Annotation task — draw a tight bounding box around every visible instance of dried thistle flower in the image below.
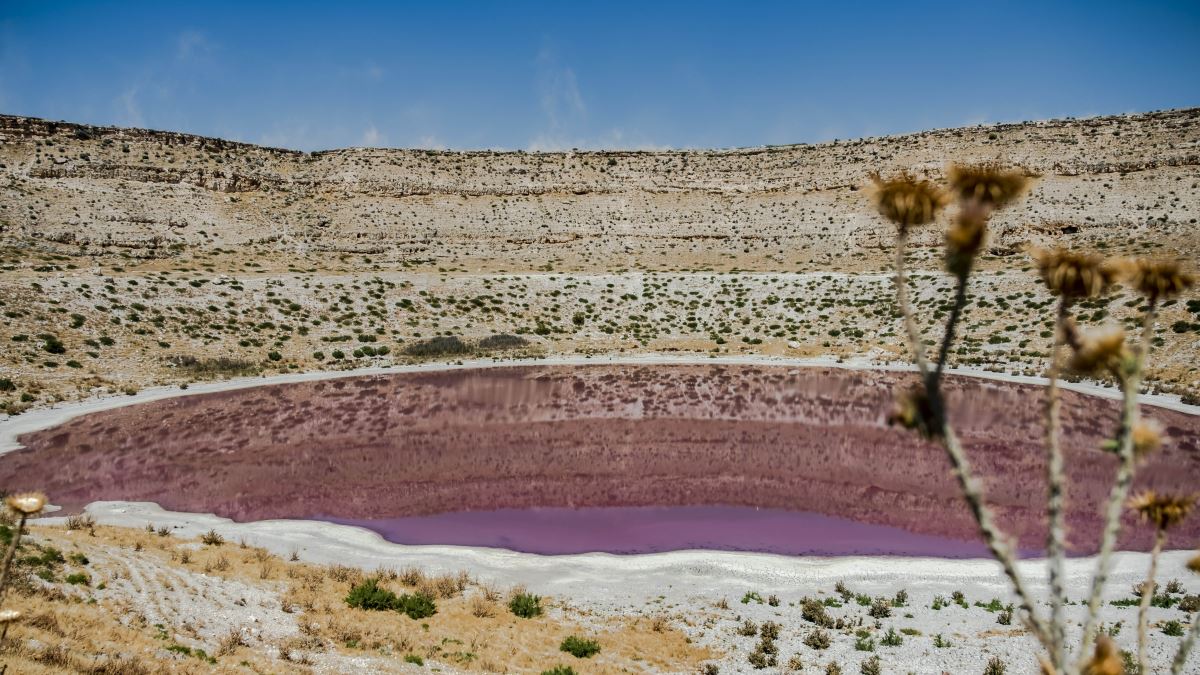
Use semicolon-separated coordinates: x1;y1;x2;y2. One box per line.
946;163;1032;209
1131;418;1164;459
1081;634;1123;675
945;204;988;277
886;386;940;438
869;173;950;232
5;491;47;516
1127;491;1195;531
0;610;20;624
1122;258;1195;301
1033;248;1120;299
1062;323;1129;376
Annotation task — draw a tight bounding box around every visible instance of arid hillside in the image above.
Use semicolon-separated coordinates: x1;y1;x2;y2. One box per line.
2;110;1198;268
1;110;1198;408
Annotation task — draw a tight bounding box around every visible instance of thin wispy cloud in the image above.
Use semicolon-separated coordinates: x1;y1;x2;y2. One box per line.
528;45;593;150
115;86;144;127
361;124;385;147
176;30;214;62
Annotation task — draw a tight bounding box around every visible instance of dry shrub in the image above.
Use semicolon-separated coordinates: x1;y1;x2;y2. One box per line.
65;514;96;532
33;643;73;668
327;564;362;584
400;566;425;586
216;627;248;656
471;594;497;618
86;656;152;675
25;611;64;635
326;621;363;645
422;571;469;599
650;615;670;632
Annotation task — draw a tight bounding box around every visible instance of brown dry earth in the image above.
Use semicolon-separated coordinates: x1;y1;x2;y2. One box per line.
3;364;1197;554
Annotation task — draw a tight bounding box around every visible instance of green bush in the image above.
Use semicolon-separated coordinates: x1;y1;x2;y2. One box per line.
403;335;471;358
541;668;576;675
509;592;543;618
345;578;400;611
559;635;600;658
40;334;66;354
478;333;529;350
65;572;89;585
398;592;437;620
404;654;424;666
345;579;437;619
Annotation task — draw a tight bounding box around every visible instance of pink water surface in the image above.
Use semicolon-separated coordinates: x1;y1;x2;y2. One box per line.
325;505;1010;557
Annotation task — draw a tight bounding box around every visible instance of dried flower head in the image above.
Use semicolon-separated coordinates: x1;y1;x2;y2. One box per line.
1033;248;1120;299
0;610;20;625
885;386;940;439
5;491;47;516
1081;634;1123;675
869;173;950;232
1131;418;1164;459
1189;551;1200;574
1127;490;1195;531
945;204;988;277
946;163;1032;209
1063;323;1129;376
1122;258;1195;301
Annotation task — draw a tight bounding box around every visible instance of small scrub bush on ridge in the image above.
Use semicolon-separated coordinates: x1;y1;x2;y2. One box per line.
403;335;471;358
559;635;600;658
804;629;832;650
477;333;529;351
508;591;543;618
540;667;575;675
344;578;437;619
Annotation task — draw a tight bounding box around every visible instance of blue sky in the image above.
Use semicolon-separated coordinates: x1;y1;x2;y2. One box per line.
1;1;1198;151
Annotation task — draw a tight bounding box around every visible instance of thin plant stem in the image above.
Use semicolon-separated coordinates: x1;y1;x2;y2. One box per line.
1077;298;1158;665
892;232;1053;652
934;270;971;379
1044;298;1070;670
1171;608;1200;674
1137;529;1166;673
0;513;27;606
894;231;932;379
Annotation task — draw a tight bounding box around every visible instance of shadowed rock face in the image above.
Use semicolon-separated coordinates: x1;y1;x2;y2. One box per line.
3;365;1198;554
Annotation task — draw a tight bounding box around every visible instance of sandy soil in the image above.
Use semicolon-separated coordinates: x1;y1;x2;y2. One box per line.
40;501;1199;675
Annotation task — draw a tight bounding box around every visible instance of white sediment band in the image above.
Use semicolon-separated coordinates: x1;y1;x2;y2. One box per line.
38;501;1197;606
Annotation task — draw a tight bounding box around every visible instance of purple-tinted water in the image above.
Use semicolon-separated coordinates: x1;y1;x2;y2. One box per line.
323;505;1005;558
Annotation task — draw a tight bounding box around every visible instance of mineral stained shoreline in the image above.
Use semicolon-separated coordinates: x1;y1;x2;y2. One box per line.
4;364;1197;554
